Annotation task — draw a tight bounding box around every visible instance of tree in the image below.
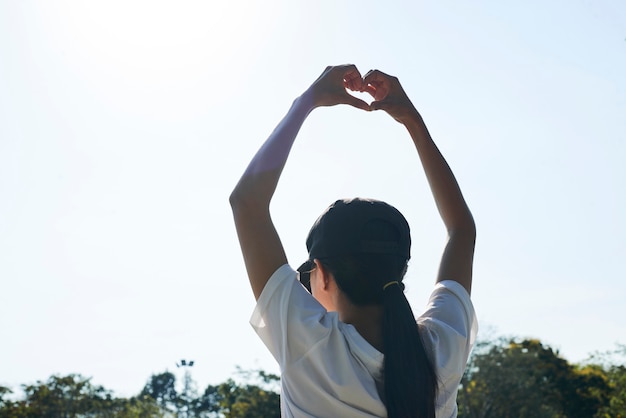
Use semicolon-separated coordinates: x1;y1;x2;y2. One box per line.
214;376;280;418
17;374;111;417
0;386;12;409
588;343;626;418
193;384;223;417
458;339;561;418
0;374;163;418
139;368;280;418
1;368;281;417
140;371;179;414
106;395;165;418
597;363;626;417
564;364;610;418
458;338;611;418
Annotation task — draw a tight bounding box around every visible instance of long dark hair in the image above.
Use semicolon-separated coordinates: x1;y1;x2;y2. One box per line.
319;252;438;418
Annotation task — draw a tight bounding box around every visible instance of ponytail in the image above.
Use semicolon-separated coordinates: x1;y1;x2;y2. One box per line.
319;255;438;417
383;283;438;418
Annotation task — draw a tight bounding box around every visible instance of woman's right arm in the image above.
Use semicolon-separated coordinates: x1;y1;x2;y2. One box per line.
230;65;370;300
362;70;476;294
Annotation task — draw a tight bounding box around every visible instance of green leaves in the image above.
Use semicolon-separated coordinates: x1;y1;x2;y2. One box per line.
138;369;279;417
3;348;624;417
140;372;178;413
0;374;163;418
0;369;280;417
457;338;623;418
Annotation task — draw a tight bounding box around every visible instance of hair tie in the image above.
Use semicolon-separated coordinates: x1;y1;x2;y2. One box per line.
383;281;400;291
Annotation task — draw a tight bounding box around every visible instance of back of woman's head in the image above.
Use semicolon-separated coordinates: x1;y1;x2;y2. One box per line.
306;198;438;418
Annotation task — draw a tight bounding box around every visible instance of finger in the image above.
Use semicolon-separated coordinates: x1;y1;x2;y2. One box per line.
344;77;360;92
369;100;391;112
350;77;365;92
363;84;377;98
366;81;389;101
364;68;394;79
343;67;363;91
363;70;394;100
362;69;387;86
362;69;377;78
344;64;363;91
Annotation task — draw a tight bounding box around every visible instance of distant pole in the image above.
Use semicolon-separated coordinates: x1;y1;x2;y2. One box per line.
176;359;195;418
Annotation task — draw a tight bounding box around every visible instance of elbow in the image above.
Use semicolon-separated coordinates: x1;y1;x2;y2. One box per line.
229;182;268;215
229;178;250;212
465;215;477;238
229;186;243;210
229;175;253;208
229;186;251;214
449;215;476;242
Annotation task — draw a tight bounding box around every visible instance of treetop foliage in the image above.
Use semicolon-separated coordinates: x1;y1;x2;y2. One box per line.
0;369;279;418
1;338;624;417
458;337;624;418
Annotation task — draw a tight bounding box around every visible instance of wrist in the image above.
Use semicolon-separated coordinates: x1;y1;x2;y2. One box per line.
399;105;423;127
297;88;319;113
403;111;431;143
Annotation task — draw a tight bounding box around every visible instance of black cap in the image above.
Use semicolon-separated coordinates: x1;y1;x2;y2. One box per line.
306;198;411;260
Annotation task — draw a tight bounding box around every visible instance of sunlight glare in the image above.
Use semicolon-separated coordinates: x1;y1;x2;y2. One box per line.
47;0;274;114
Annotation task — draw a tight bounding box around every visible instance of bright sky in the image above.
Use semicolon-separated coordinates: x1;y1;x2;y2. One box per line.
1;0;625;398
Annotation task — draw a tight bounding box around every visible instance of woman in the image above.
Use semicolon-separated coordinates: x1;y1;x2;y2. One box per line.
230;65;477;418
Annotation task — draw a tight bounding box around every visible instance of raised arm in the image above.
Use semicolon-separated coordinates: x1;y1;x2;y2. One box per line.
363;70;476;294
230;65;369;300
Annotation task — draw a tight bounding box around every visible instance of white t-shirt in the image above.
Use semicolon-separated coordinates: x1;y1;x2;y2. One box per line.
250;264;478;418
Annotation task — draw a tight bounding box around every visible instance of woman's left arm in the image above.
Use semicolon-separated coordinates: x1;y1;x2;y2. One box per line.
230;65;369;300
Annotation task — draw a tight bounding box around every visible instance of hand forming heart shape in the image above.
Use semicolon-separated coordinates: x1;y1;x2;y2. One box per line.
312;64;417;124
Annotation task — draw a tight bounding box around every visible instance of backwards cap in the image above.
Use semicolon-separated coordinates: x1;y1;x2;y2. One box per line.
306;198;411;260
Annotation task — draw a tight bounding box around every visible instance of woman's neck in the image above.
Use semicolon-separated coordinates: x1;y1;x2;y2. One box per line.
339;303;385;353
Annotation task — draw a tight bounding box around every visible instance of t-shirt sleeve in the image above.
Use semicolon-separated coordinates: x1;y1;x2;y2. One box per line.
417;280;478;385
250;264;334;367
